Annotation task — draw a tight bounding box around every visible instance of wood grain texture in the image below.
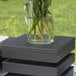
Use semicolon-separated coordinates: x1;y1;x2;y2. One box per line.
1;34;75;63
2;53;74;76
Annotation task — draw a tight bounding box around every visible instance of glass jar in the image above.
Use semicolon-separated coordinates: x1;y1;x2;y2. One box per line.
24;0;54;44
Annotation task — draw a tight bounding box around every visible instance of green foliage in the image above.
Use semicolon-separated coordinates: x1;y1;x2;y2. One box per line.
0;0;26;37
0;0;75;37
33;0;52;17
1;16;26;37
26;0;53;42
0;0;76;37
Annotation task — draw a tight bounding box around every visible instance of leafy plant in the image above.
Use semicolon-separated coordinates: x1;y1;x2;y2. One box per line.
25;0;54;43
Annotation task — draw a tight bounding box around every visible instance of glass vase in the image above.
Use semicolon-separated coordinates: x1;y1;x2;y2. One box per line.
24;0;54;44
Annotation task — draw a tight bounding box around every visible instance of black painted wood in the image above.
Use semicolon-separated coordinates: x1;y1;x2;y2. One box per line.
1;34;75;54
0;37;15;68
1;34;75;63
4;66;73;76
1;35;75;76
61;66;73;76
2;53;74;76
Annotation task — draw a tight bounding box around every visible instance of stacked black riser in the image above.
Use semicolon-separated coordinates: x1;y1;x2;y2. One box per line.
1;35;75;76
0;36;12;68
5;67;74;76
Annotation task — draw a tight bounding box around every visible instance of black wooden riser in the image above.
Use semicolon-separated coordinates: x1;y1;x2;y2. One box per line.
0;37;14;69
1;35;75;63
2;53;74;76
5;66;74;76
1;35;75;76
61;66;73;76
2;41;74;63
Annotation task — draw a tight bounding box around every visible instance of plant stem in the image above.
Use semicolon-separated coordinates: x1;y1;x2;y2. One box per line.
38;23;44;41
42;18;53;40
27;0;53;42
34;26;36;39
